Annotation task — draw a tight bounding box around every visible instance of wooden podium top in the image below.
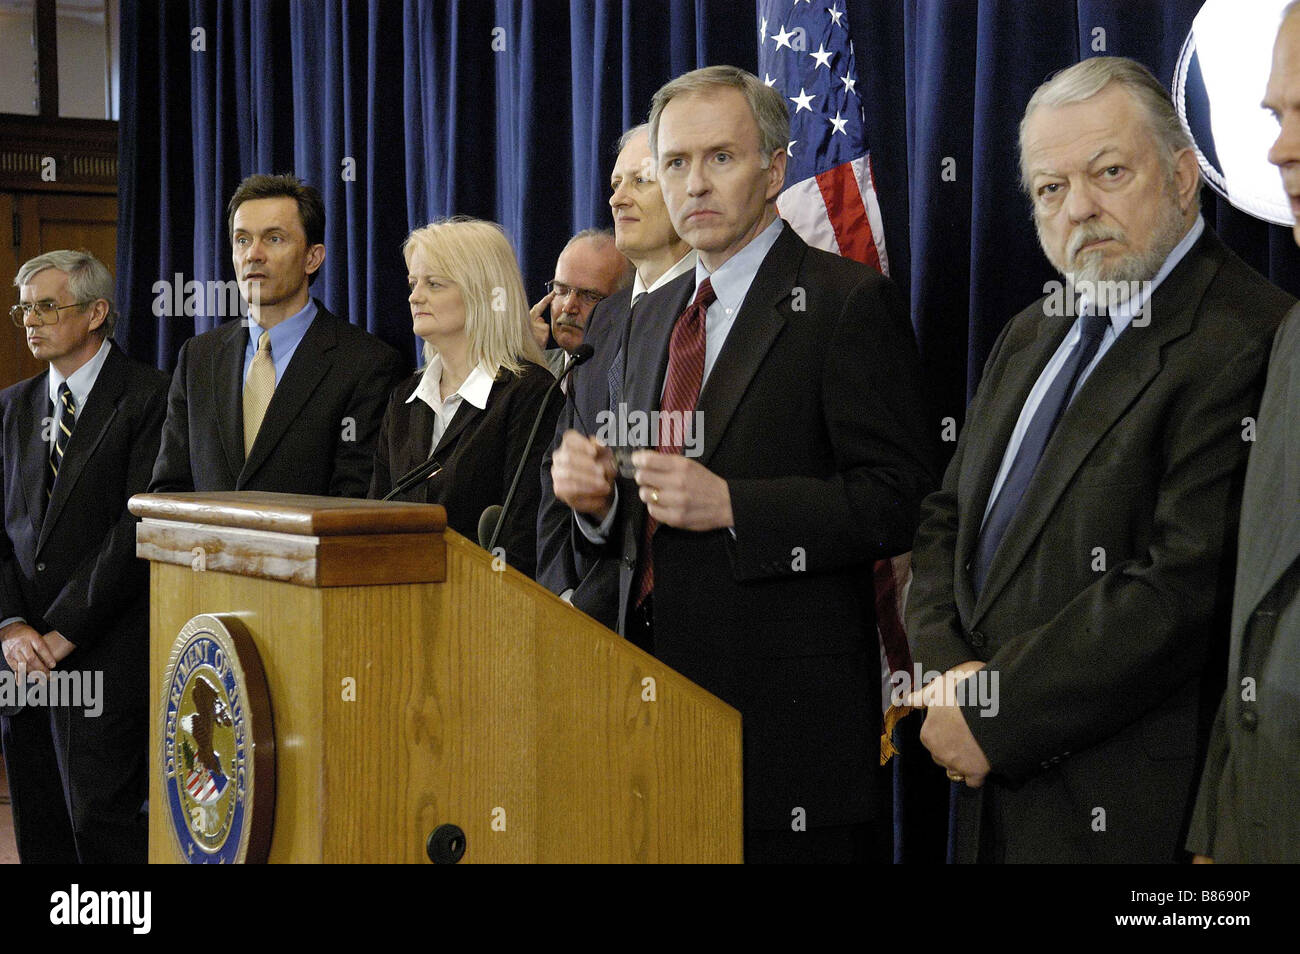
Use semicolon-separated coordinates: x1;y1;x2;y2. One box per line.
130;492;447;535
131;492;447;587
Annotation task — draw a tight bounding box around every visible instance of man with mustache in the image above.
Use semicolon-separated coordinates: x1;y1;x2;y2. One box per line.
149;174;404;496
529;229;631;379
1188;3;1300;863
906;56;1294;862
537;123;695;628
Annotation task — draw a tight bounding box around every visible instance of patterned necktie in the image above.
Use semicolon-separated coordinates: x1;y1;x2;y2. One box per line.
634;278;715;606
47;382;76;507
242;331;275;457
971;309;1111;595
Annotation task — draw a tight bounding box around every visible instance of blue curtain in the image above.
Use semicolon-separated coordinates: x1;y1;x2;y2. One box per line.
115;0;1300;863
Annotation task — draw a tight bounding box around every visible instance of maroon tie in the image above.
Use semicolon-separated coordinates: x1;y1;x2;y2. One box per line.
635;278;715;606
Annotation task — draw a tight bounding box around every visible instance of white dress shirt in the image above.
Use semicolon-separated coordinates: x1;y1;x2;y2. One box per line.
406;353;497;450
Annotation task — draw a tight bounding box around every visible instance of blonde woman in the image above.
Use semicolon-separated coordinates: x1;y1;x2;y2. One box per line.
369;218;558;578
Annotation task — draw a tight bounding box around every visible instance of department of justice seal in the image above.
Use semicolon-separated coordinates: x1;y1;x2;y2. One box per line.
160;614;274;864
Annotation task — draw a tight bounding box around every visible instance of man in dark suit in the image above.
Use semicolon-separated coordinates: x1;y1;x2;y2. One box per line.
905;57;1294;863
537;123;695;628
550;67;937;862
528;229;631;377
1189;8;1300;863
149;174;404;497
1;250;168;862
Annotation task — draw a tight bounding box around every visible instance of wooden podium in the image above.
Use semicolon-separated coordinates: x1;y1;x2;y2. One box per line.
131;492;742;863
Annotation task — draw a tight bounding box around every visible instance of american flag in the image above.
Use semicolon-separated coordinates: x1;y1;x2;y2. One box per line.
758;1;912;755
757;0;889;275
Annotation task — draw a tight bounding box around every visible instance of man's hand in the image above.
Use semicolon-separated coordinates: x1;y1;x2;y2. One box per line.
905;661;992;787
552;431;616;521
632;451;734;532
43;630;75;665
530;291;555;351
1;621;56;677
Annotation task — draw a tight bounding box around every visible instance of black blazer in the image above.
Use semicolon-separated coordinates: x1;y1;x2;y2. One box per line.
907;228;1295;862
565;223;938;829
369;361;561;580
0;341;168;704
148;301;405;497
536;285;633;630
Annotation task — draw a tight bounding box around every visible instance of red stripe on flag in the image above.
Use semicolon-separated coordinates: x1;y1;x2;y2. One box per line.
815;163;881;273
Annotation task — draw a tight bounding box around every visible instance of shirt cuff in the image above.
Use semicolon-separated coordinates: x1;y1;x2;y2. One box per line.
0;617;26;632
575;485;620;544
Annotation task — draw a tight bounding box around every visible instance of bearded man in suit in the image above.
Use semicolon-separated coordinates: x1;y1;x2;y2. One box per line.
906;57;1294;863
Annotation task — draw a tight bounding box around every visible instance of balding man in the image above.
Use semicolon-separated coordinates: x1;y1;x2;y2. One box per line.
530;229;631;377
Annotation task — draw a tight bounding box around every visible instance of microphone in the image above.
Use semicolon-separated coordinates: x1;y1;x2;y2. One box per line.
486;346;594;553
381;453;443;501
564;344;595;435
477;505;503;549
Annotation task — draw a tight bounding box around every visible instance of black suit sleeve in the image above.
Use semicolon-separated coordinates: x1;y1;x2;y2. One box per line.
535;393;579;594
0;407;31;625
330;346;406;499
44;376;168;650
726;274;938;580
907;316;1021;673
498;369;561;580
367;388;399;500
148;337;196;493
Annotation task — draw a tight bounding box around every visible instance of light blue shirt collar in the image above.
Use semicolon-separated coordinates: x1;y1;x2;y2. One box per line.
693;215;784;312
1077;215;1205;335
48;337;112;417
246;298;317;356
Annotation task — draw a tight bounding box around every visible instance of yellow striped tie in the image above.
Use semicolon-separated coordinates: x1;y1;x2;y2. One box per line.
242;331;275;457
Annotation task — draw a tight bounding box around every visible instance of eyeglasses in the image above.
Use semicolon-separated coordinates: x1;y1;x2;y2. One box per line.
545;280;606;307
9;300;94;327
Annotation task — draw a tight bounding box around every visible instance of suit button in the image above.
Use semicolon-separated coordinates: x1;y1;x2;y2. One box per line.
35;562;45;573
622;556;635;569
1040;761;1050;770
1240;708;1258;732
969;631;985;648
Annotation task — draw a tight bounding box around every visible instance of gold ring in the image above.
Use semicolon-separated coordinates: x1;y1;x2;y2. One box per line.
650;489;660;504
946;770;965;782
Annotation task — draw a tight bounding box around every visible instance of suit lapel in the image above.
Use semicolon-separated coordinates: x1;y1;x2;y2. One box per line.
17;375;50;540
695;225;799;468
971;234;1220;622
625;273;693;422
239;308;333;488
431;396;484;460
38;345;126;554
953;311;1071;623
215;320;248;483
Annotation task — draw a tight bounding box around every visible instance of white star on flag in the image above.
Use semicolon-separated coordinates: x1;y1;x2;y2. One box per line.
810;43;833;69
829;111;848;136
771;24;795;51
790;88;815;113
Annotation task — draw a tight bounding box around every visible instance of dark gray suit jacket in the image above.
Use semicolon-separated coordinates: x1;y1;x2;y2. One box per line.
1187;303;1300;862
148;301;405;497
908;228;1294;862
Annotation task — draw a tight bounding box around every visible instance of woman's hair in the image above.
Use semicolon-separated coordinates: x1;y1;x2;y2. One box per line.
402;217;542;374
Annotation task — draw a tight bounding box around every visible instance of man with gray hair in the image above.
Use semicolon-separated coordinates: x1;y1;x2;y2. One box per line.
0;249;168;862
530;228;632;377
550;66;936;862
906;56;1294;862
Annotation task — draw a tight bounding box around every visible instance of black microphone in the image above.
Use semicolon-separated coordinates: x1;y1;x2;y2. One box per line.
477;505;503;549
486;346;594;553
381;453;443;501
